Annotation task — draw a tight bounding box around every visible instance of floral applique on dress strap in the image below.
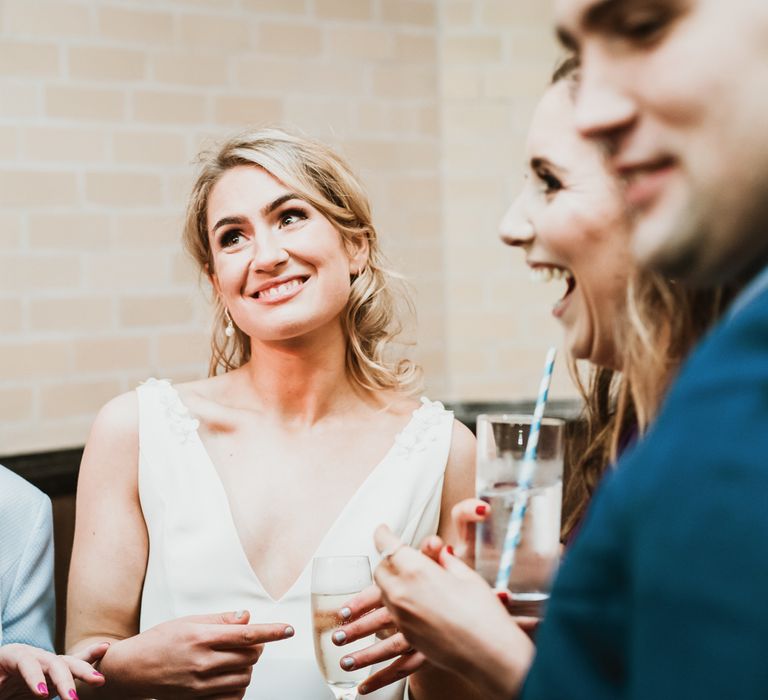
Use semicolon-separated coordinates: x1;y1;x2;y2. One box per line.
140;377;200;443
392;397;450;459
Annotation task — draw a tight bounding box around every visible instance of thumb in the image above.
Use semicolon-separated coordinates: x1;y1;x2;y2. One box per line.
184;610;251;625
75;641;111;664
220;609;251;625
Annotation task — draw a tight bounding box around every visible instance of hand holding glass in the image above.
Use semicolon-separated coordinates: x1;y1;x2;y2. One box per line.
312;556;373;700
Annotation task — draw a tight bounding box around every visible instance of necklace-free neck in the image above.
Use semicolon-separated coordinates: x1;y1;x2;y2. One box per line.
238;325;364;424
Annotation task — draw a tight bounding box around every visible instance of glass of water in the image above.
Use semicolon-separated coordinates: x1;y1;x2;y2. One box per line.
311;556;373;700
475;414;565;604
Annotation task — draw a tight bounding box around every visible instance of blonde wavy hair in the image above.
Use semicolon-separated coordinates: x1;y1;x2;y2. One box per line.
183;127;420;393
549;58;733;539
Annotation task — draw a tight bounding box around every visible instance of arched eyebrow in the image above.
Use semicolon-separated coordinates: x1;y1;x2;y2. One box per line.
210;193;305;234
261;192;303;217
211;215;247;234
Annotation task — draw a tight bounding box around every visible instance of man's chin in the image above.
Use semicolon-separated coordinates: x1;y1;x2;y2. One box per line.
628;199;701;279
628;155;768;285
630;198;768;287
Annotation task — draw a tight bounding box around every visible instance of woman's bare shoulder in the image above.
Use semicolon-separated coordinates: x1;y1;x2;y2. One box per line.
444;417;476;485
436;418;476;537
81;391;141;481
449;418;476;456
91;390;139;438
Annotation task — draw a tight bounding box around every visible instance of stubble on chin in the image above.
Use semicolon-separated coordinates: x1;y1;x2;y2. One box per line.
627;194;704;283
630;189;768;287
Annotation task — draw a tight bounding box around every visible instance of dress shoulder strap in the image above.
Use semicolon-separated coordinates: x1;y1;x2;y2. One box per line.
390;397;454;471
379;397;455;550
135;377;200;445
135;377;203;492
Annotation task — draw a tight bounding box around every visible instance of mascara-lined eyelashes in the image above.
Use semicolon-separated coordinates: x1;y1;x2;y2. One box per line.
217;207;309;250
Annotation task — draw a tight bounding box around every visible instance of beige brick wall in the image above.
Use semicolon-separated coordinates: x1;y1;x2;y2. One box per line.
437;0;575;401
1;0;571;456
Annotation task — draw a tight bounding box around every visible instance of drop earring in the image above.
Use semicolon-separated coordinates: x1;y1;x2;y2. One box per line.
224;309;235;338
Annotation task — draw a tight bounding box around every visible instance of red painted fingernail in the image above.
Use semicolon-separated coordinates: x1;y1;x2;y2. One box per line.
476;504;488;516
69;690;79;700
497;590;509;604
446;545;455;555
36;684;48;697
93;670;104;677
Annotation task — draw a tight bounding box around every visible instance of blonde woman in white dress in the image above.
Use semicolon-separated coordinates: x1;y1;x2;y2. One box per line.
66;129;477;700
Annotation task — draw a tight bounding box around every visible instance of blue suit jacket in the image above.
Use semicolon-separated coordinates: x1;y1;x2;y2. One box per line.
524;274;768;699
0;466;55;651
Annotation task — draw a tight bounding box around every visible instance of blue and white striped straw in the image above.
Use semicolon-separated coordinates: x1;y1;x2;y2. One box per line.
494;346;557;591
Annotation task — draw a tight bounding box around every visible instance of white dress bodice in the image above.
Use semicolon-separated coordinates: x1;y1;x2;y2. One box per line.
136;378;454;699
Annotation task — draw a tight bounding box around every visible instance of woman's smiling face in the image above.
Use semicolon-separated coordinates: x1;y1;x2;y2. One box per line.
207;165;367;344
500;82;633;369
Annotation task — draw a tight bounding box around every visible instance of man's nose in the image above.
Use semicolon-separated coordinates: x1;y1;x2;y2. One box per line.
573;51;637;145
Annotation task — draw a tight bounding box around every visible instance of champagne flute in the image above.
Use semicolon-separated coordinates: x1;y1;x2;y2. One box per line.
311;555;373;700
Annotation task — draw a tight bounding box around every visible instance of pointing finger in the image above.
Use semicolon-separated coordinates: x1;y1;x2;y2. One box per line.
211;622;295;650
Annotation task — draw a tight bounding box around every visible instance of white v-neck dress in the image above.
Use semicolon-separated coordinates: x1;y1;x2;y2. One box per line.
136;378;454;700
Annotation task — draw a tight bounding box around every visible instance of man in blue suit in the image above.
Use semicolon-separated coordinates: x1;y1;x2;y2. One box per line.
520;0;768;697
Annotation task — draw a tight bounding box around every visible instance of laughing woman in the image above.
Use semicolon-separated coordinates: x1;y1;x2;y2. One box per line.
65;129;475;700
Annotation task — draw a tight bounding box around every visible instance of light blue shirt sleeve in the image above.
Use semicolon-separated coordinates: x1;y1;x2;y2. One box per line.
0;466;56;651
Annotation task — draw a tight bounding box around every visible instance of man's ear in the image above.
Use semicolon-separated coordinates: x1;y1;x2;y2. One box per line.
348;233;370;275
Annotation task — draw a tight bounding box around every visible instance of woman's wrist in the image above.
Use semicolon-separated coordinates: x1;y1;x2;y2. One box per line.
81;640;144;699
409;661;487;700
462;618;534;699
